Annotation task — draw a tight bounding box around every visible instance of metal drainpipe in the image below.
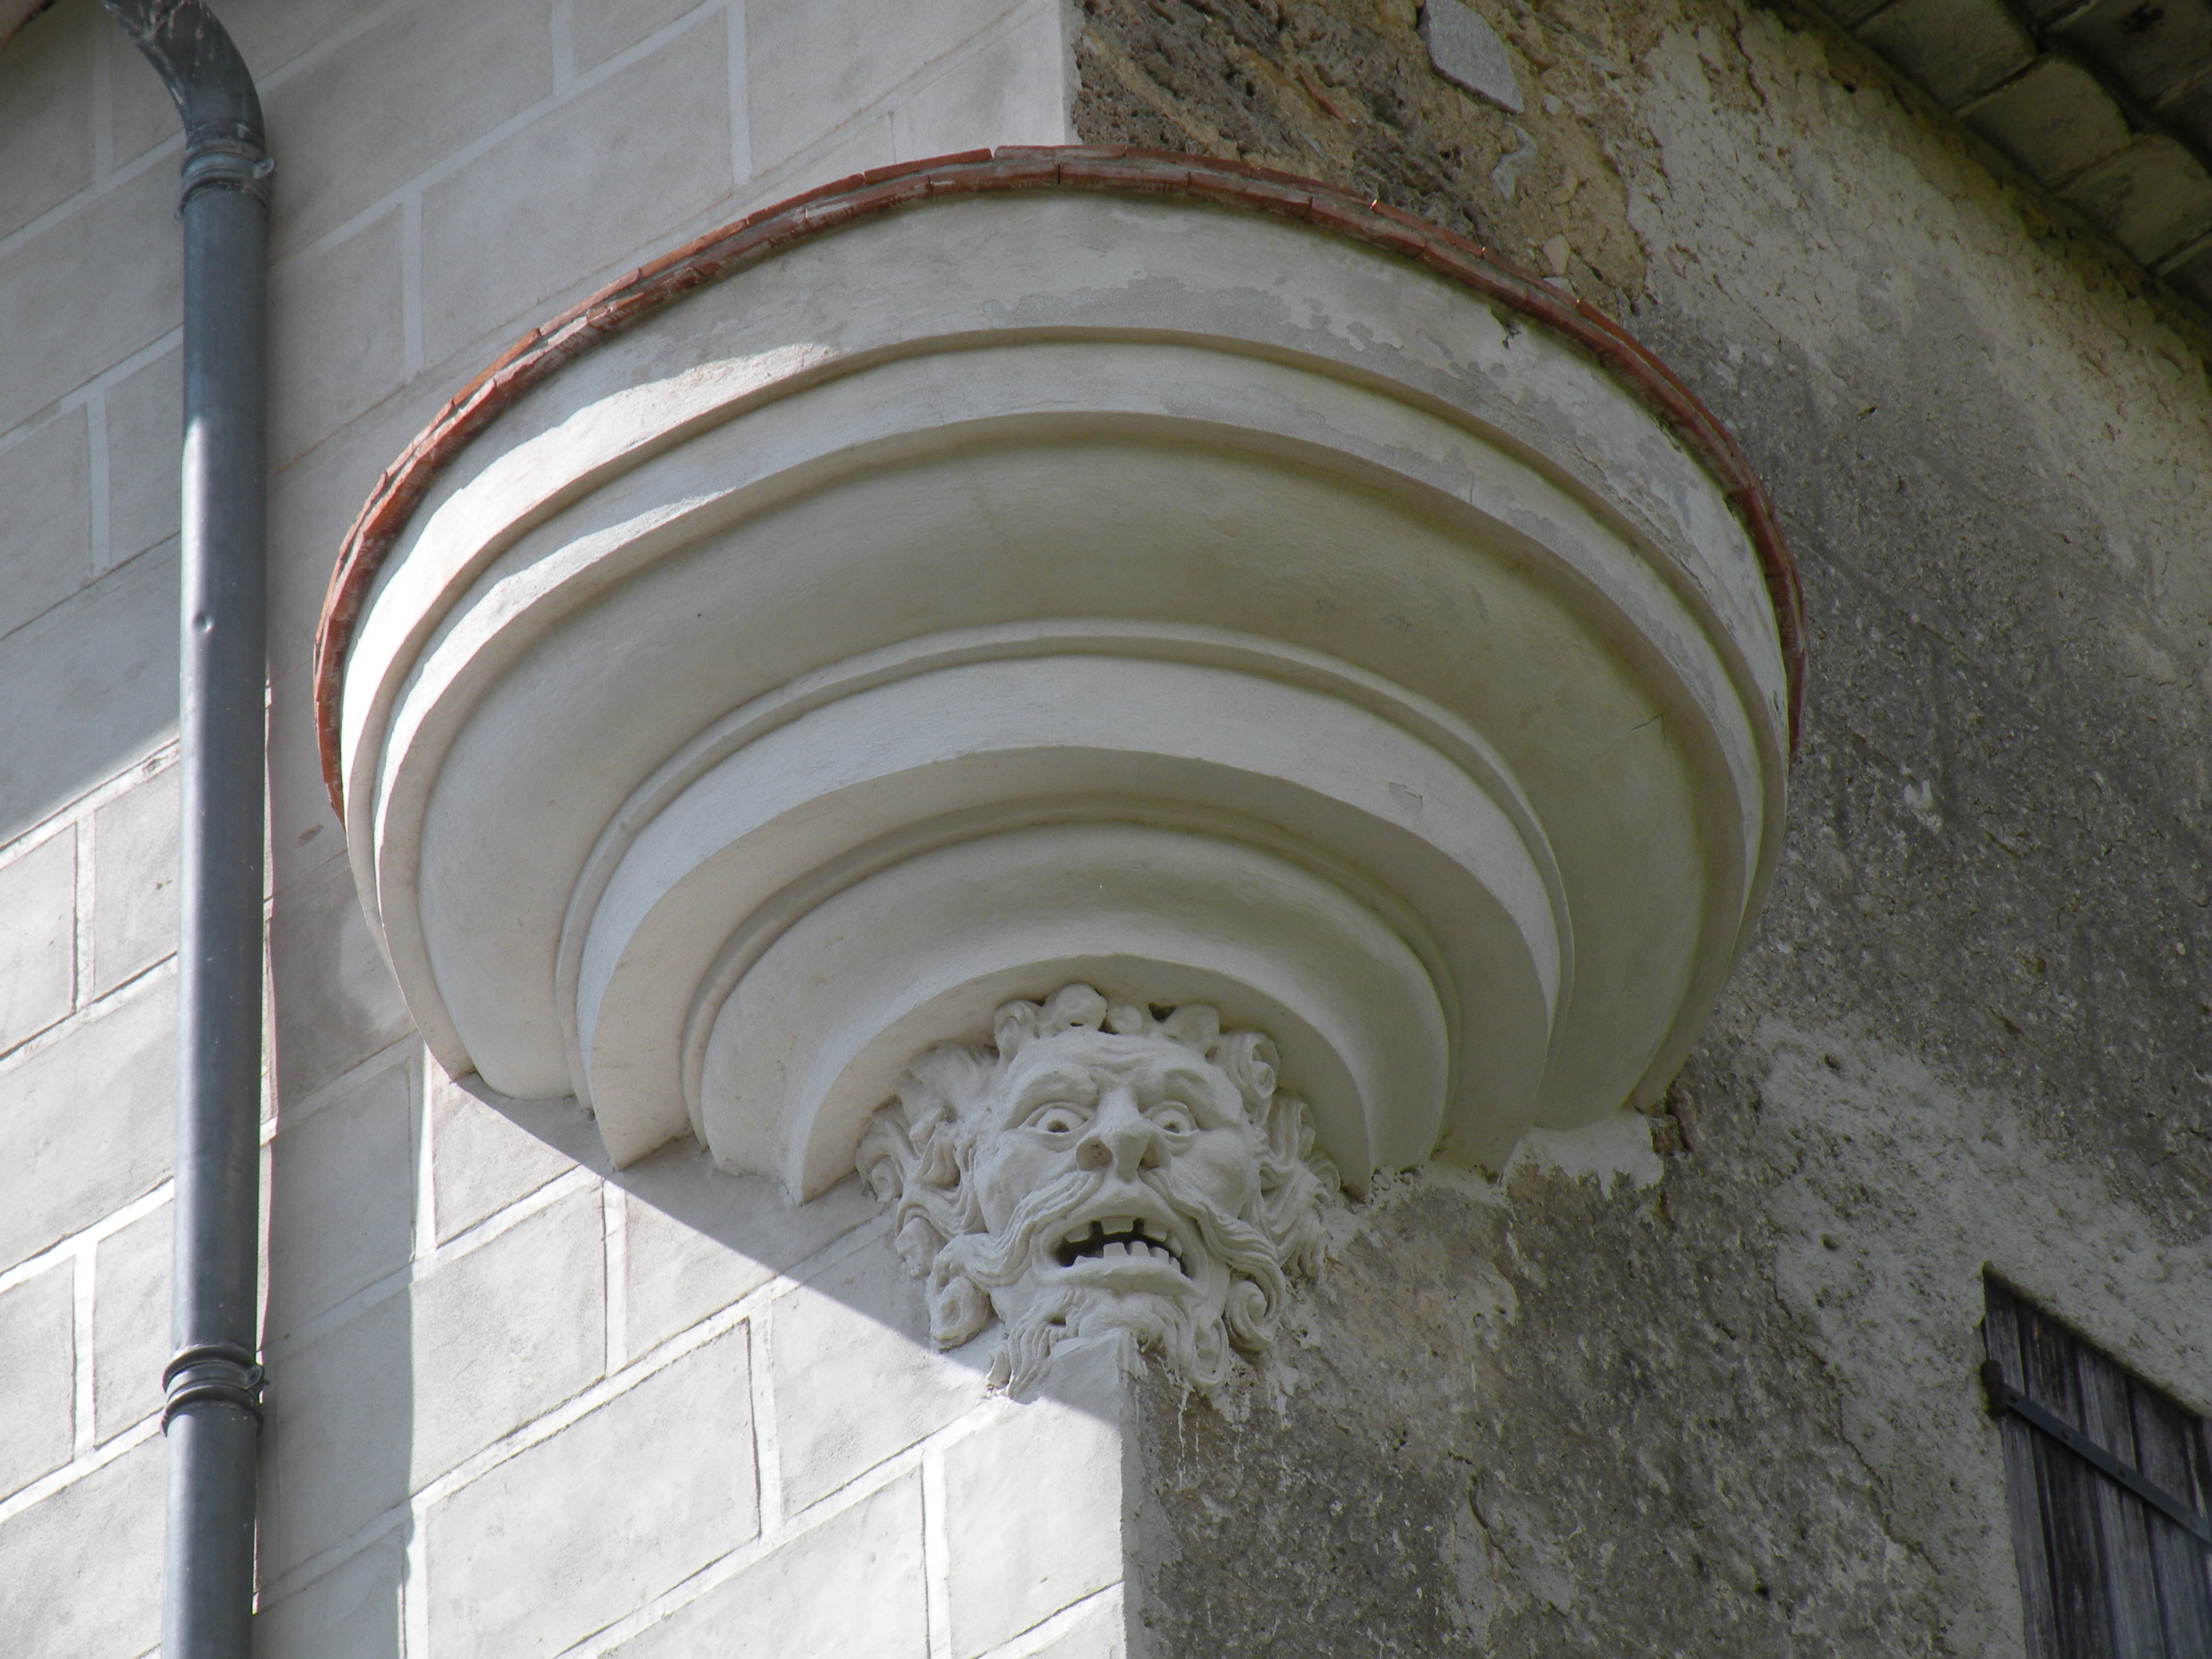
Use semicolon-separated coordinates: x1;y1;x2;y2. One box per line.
96;4;271;1656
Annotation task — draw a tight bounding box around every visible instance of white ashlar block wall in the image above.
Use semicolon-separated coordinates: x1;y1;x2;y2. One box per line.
0;2;1145;1654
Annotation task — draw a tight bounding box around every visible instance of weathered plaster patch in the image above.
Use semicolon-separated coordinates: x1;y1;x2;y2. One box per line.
1500;1108;1665;1194
1749;1016;2212;1657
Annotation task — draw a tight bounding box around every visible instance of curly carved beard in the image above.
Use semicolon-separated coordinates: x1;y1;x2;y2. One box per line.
927;1158;1289;1401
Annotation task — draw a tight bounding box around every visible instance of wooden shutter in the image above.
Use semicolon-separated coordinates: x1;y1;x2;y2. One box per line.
1983;1278;2212;1659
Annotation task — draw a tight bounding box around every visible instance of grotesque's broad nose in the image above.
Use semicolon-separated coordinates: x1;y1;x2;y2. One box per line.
1077;1087;1165;1180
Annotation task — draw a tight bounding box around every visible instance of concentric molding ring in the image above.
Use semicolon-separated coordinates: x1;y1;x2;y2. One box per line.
323;152;1800;1188
313;145;1805;817
572;646;1560;1186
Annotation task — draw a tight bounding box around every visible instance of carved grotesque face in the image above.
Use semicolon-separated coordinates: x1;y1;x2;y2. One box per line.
972;1026;1258;1341
859;984;1336;1398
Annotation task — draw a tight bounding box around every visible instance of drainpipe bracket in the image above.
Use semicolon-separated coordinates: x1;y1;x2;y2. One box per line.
162;1342;267;1429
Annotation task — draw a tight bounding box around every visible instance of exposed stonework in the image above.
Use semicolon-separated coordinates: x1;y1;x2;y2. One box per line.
1073;0;2212;344
1071;0;1654;310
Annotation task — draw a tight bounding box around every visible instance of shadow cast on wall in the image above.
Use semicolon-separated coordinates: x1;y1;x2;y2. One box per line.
252;1059;1142;1658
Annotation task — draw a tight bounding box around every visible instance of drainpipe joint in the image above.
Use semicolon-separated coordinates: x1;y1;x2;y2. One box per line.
180;139;274;211
161;1343;267;1430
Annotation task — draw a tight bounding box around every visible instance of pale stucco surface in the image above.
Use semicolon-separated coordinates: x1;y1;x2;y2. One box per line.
0;2;1109;1654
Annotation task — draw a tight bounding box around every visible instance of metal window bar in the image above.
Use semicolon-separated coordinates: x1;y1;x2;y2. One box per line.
1982;1362;2212;1550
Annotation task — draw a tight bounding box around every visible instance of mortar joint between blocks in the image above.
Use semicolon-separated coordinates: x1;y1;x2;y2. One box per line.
747;1309;783;1534
70;1242;96;1458
602;1180;628;1373
70;816;93;1016
412;1045;437;1263
923;1440;956;1659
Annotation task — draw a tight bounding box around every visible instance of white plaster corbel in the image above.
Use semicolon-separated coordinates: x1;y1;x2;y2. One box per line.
318;153;1797;1211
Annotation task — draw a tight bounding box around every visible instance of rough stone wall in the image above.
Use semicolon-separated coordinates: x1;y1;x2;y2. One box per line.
1072;4;2212;1655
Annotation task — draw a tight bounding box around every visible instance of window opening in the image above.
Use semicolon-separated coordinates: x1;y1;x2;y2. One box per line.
1982;1275;2212;1659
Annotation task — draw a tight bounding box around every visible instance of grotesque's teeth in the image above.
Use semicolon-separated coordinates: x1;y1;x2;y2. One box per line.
1106;1216;1133;1236
1104;1241;1129;1258
1064;1226;1090;1247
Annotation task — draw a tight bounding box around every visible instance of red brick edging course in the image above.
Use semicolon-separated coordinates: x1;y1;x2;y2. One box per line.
312;145;1806;819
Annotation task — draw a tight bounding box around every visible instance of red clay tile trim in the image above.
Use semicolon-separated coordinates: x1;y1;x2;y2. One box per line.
313;145;1806;818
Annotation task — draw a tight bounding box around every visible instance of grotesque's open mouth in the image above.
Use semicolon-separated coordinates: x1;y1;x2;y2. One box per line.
1054;1216;1187;1275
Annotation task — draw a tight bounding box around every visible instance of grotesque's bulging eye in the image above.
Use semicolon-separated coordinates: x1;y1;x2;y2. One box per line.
1026;1103;1088;1136
1151;1102;1196;1136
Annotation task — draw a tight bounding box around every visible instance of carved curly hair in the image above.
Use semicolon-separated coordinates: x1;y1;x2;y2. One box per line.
856;983;1338;1373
